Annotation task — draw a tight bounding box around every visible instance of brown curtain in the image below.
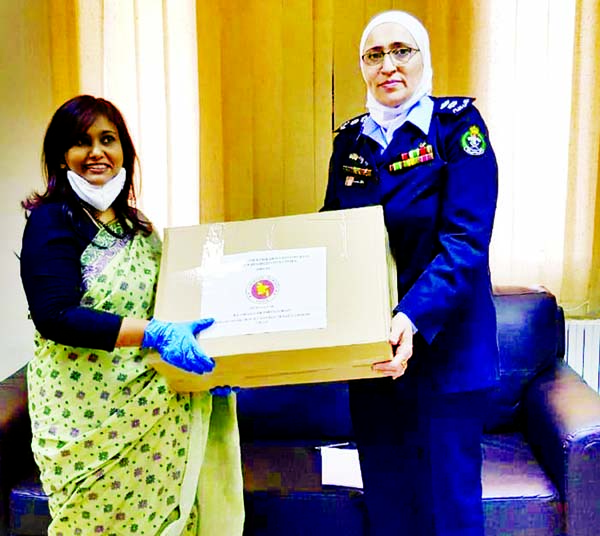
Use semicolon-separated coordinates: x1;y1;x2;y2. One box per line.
561;0;600;317
48;0;80;109
197;0;333;223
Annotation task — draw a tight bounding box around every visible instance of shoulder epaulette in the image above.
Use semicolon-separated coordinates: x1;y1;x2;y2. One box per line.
435;97;475;115
334;113;368;133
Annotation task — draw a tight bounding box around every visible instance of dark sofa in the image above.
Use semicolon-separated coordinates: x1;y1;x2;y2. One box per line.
2;286;600;535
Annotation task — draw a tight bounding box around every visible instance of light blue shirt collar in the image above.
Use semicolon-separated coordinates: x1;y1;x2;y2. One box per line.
362;96;434;149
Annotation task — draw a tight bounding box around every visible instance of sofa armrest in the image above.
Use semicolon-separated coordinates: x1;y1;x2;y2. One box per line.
0;366;33;536
522;361;600;535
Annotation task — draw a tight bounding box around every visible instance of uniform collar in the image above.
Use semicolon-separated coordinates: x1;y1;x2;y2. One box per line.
362;96;434;149
405;95;433;135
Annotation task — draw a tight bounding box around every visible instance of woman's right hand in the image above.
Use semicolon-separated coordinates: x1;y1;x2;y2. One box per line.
142;318;216;375
372;312;413;379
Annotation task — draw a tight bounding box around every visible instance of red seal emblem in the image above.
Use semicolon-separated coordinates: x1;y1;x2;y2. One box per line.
247;278;278;302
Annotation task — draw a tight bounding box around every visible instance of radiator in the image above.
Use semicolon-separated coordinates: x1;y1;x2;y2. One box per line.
565;320;600;392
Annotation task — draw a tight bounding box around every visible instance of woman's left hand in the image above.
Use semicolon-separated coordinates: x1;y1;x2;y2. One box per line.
372;312;413;379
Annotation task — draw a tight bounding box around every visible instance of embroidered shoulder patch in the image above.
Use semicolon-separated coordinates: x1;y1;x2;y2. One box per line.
460;125;487;156
437;97;474;115
335;113;368;133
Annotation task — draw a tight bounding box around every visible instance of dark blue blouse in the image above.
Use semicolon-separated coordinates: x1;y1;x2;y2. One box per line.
20;202;123;350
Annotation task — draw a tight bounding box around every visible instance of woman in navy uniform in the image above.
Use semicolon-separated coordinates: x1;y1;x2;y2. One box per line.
322;11;499;536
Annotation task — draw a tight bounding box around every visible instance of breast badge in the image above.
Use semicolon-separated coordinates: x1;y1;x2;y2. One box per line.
342;165;372;177
389;143;434;172
343;153;373;186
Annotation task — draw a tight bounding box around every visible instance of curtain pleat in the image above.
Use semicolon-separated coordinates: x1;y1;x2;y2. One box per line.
48;0;80;108
561;0;600;316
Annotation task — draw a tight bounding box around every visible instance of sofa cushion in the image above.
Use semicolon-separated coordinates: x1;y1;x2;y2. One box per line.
244;490;366;536
486;287;564;432
483;433;562;536
242;440;365;535
9;476;50;536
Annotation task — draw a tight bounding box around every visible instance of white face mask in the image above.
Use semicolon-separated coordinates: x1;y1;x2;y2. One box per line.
67;167;127;212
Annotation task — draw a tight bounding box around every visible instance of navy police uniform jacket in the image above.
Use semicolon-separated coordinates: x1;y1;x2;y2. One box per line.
323;96;499;393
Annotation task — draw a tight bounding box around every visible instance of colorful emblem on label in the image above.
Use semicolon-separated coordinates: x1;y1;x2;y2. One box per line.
461;125;487;156
247;278;278;302
389;144;434;172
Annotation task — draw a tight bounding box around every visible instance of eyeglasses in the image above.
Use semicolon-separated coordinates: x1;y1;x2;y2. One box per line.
361;45;419;67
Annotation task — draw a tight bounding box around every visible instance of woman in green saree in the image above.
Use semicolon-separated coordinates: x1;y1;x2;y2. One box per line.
20;95;244;535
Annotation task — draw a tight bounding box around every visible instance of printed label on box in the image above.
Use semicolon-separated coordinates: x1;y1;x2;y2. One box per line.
199;247;327;337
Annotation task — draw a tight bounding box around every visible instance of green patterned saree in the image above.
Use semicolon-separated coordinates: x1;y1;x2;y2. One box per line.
27;223;244;535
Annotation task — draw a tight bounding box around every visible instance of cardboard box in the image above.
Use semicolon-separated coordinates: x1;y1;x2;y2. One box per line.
150;206;397;390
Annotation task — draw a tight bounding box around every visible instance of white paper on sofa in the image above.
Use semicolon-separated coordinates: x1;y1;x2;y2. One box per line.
320;445;363;489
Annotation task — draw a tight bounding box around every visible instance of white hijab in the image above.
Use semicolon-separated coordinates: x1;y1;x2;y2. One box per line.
359;11;433;131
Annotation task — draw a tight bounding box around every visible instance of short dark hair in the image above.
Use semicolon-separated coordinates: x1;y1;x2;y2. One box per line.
22;95;151;236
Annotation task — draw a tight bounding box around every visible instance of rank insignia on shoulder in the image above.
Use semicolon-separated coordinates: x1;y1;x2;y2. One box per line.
389;144;434;172
438;97;474;115
335;113;368;133
460;125;487;156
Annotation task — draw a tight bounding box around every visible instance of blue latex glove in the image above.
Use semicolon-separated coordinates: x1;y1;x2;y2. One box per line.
142;318;215;375
210;385;241;397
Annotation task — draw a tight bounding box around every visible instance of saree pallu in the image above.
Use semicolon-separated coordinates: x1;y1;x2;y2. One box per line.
27;223;244;535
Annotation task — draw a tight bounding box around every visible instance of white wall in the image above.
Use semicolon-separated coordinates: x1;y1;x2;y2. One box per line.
0;1;54;380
